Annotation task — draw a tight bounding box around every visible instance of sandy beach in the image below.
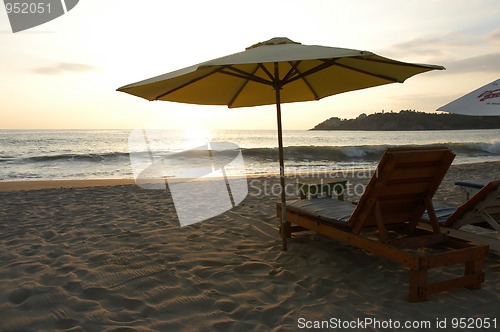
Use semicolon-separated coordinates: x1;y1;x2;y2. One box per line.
0;162;499;331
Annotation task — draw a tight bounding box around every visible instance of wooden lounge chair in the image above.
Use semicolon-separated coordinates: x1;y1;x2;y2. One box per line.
277;147;489;302
425;180;500;232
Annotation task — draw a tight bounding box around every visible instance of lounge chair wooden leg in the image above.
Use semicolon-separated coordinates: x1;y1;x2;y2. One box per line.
465;259;483;290
409;268;427;302
278;218;290;237
375;202;388;243
281;221;292;251
481;211;500;232
424;197;441;234
284;221;292;238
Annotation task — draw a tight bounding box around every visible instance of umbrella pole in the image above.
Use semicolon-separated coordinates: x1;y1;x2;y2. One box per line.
274;64;288;251
276;95;288;251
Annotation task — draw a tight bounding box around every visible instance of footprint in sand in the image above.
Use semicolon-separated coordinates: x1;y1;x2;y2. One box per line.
81;287;108;300
7;287;32;305
55;318;79;330
215;299;237;313
233;262;270;274
41;230;57;240
62;281;82;293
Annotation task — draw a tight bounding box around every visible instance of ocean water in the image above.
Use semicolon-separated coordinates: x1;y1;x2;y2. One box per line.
1;129;500;181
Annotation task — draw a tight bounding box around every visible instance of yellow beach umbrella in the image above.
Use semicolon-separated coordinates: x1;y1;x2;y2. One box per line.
117;37;444;249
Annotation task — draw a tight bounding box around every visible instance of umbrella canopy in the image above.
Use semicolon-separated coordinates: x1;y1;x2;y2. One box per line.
117;37;444;250
118;37;443;107
438;78;500;116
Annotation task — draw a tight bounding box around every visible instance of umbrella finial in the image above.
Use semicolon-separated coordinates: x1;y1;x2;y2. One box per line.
246;37;301;50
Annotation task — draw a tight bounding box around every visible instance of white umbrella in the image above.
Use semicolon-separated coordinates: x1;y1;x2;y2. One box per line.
438;78;500;115
117;37;444;250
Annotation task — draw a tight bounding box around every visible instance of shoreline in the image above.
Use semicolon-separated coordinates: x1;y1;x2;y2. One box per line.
1;160;499;192
0;178;137;192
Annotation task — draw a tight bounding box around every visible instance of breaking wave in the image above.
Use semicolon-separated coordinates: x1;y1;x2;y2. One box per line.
2;142;500;166
242;142;500;162
1;152;131;164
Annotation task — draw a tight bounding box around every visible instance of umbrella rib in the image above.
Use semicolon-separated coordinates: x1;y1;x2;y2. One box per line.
327;60;400;83
154;69;217;100
282;61;302;83
282;58;339;85
361;57;445;70
258;63;275;82
292;66;320;100
277;60;319;99
227;64;261;108
218;66;274;86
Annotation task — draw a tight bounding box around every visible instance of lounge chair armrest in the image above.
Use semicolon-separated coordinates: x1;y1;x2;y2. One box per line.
455;181;485;201
454;181;484;189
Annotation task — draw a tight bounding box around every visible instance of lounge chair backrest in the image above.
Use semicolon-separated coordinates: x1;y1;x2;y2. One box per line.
349;147;455;233
444;179;500;228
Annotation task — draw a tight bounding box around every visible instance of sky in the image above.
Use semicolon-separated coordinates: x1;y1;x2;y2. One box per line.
1;0;499;130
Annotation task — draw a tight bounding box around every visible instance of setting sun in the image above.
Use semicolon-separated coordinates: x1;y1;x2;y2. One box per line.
183;128;213;143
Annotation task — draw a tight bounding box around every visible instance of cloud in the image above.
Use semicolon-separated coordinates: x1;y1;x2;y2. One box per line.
379;35;470;60
379;28;500;74
33;62;98;75
444;52;500;73
486;29;500;43
387;93;449;111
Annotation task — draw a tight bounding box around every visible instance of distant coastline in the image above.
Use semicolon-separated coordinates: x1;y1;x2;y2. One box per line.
311;110;500;131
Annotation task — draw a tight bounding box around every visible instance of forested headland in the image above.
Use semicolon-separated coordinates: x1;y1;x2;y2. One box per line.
311;110;500;131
